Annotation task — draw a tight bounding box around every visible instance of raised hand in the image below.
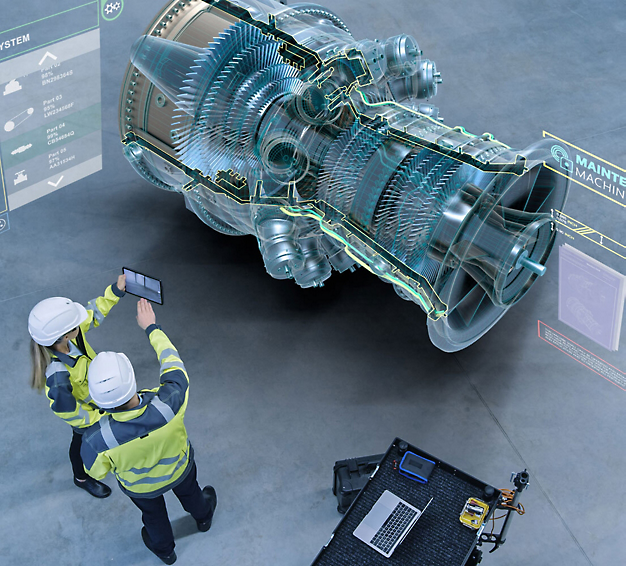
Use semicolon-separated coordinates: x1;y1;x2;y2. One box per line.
136;298;156;330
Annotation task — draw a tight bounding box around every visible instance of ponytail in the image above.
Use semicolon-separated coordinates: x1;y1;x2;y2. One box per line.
30;339;51;391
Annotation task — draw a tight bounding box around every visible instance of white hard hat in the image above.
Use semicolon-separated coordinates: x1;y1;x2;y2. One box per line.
88;352;137;409
28;297;89;346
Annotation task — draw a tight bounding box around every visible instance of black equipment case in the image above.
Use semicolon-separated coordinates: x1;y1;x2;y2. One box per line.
333;454;384;514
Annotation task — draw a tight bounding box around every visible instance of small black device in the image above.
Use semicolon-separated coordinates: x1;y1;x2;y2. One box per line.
122;267;163;304
399;451;436;483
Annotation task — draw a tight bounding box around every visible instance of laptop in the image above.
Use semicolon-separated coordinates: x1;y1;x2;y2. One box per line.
353;490;433;558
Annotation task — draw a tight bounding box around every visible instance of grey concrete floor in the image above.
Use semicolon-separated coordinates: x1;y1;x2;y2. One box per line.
1;1;625;565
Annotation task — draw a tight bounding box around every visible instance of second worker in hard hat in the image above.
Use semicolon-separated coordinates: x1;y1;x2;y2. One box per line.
81;298;217;565
28;275;127;499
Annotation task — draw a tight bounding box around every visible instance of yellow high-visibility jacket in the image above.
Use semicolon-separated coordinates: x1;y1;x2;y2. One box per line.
45;284;125;429
80;326;193;498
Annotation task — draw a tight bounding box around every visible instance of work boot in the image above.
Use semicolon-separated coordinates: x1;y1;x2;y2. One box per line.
74;477;111;498
197;486;217;532
141;527;177;565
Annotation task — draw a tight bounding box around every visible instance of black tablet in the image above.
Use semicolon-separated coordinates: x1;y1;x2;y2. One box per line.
122;267;163;305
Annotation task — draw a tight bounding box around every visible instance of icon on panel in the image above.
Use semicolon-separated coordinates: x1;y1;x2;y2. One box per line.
13;170;28;185
38;51;58;67
551;144;573;174
11;143;33;155
3;79;22;96
4;108;34;132
105;2;121;15
47;175;64;188
0;214;9;234
102;0;124;21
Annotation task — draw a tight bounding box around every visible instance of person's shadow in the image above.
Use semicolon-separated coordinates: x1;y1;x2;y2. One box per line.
172;515;204;540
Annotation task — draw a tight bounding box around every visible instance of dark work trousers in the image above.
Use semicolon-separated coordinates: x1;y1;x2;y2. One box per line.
129;462;211;557
69;430;88;480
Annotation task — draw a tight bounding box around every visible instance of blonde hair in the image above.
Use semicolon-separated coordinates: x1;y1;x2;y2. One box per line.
30;339;52;391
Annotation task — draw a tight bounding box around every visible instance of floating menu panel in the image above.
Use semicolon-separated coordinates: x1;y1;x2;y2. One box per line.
559;244;626;351
0;28;102;210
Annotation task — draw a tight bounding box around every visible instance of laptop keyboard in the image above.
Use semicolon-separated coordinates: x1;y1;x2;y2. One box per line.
370;502;419;554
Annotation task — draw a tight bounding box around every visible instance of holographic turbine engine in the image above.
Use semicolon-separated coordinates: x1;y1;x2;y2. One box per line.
119;0;569;352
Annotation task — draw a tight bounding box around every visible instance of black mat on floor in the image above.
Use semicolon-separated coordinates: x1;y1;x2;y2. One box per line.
312;439;500;566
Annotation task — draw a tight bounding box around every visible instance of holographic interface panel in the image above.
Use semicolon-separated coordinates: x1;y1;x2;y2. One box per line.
118;0;569;352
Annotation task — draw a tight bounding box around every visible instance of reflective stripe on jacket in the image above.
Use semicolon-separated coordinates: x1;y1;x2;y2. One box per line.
45;284;124;429
80;326;193;498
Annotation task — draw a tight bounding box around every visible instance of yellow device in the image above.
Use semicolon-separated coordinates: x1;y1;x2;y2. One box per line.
459;498;489;530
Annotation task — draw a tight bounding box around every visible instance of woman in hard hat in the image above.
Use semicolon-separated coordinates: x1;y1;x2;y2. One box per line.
28;276;126;498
